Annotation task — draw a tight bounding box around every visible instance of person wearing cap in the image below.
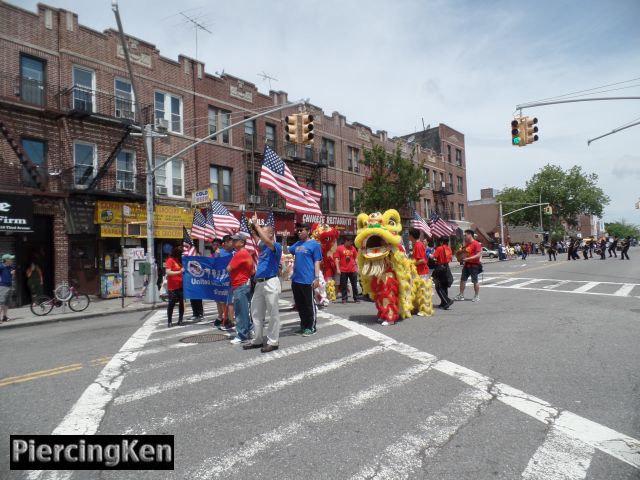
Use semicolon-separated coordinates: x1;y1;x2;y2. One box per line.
243;213;283;353
215;235;235;331
0;254;15;322
287;223;322;336
226;233;255;344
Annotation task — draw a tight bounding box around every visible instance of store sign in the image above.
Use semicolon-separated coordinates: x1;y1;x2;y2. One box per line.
94;201;192;239
0;194;33;232
295;213;356;235
191;188;212;206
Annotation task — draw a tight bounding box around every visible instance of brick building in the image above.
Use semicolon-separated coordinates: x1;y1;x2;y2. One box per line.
0;2;469;302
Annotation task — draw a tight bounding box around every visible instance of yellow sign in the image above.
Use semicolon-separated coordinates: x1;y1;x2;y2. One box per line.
95;201;192;239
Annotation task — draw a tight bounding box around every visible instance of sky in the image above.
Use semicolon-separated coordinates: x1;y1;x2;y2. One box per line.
14;0;640;223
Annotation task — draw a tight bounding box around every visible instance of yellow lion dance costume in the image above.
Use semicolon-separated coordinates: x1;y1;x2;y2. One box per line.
355;210;433;325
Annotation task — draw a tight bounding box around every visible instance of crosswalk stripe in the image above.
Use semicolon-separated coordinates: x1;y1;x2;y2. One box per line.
510;279;544;288
572;282;599;293
114;331;358;405
188;362;434;479
491;278;525;286
147;327;213;343
542;280;570;290
350;388;491;480
124;346;386;435
521;427;594;480
613;283;635;296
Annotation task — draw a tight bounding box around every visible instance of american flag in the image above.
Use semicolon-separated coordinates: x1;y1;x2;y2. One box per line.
210;201;240;235
204;208;216;241
412;210;432;237
300;186;321;205
239;214;258;263
265;211;275;228
191;209;207;240
260;145;322;215
182;227;197;256
429;213;455;237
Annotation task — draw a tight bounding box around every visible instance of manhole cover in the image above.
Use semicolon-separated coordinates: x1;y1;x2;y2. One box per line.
180;333;229;344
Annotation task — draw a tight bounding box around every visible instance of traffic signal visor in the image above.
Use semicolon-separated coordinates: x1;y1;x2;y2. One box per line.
524;117;539;144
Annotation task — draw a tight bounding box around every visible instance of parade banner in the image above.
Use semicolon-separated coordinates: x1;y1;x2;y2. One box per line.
182;255;231;301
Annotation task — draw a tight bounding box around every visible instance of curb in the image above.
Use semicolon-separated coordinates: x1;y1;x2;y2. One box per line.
0;304;164;331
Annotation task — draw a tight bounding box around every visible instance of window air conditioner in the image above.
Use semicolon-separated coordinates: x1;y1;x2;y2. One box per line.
249;195;261;205
155;118;169;132
156;185;167;195
117;180;134;192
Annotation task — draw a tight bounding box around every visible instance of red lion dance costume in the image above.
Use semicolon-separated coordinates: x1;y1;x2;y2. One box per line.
355;210;433;325
311;223;339;303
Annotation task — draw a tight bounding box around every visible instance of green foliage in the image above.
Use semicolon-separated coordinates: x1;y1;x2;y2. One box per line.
604;220;640;239
496;164;610;230
355;145;428;213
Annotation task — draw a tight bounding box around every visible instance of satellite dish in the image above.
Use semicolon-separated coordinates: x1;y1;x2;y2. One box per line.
407;135;415;143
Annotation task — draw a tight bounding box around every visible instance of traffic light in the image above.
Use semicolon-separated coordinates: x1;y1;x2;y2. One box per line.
544;206;552;215
301;114;314;144
523;116;539;145
285;114;299;144
511;119;522;146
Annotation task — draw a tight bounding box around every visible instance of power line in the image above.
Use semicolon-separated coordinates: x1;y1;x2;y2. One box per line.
524;76;640;104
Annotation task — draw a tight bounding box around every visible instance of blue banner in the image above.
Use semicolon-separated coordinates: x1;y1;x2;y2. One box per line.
182;256;231;301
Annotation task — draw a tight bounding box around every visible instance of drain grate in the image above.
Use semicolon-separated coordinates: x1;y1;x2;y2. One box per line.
180;333;229;344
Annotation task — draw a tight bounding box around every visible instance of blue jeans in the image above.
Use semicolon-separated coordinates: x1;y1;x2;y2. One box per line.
232;283;253;340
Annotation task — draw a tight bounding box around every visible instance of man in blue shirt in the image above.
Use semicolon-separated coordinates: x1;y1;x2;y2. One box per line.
243;214;283;352
216;235;235;331
0;254;16;322
288;223;322;336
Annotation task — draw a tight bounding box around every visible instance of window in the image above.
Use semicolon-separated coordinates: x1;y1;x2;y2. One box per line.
20;55;45;106
154;156;183;197
432;172;437;190
347;146;359;172
458;204;465;221
72;65;95;112
73;141;96;187
448;173;454;192
21;138;46;186
457;176;464;194
210;166;232;202
244;119;256;149
439;173;445;189
425;199;432;217
449;202;454;218
456;149;462;167
321;183;336;211
155;91;182;133
208;107;218;136
304;144;314;162
208;108;231;144
423;168;430;188
321;138;335;167
265;123;276;149
447;144;452;163
220;109;231;144
116;150;135;191
348;187;359;213
114;78;134;120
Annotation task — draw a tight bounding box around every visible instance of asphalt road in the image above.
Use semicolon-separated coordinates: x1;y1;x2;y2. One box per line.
1;251;638;479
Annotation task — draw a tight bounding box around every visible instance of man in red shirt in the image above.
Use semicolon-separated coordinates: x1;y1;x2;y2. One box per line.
454;229;483;302
409;229;429;279
334;236;360;303
226;234;255;344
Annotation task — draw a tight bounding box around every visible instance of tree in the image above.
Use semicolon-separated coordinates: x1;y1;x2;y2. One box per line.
604;220;640;239
496;164;610;232
355;145;428;213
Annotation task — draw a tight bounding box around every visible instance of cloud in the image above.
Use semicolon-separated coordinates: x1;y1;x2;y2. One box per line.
612;155;640;178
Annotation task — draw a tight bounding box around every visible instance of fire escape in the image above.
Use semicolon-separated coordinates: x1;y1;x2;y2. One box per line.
433;180;454;220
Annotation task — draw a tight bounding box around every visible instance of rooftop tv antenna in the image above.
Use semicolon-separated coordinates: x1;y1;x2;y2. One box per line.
257;71;278;91
179;10;212;61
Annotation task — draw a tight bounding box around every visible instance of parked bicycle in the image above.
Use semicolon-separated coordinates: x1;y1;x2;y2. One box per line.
30;280;90;316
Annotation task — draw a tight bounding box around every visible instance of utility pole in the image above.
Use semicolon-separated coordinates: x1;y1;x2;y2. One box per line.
539;191;543;233
499;201;505;248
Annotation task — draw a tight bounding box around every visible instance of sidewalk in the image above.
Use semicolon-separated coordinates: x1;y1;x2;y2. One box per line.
0;278;294;330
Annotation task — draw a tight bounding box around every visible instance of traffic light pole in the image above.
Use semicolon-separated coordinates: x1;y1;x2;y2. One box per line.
499;201;550;247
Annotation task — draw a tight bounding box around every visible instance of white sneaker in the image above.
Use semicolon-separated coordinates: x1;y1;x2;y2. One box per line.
472;295;480;302
381;321;395;326
230;337;246;345
454;294;465;301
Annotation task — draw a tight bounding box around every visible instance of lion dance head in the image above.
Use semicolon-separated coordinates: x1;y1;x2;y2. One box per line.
355;209;433;322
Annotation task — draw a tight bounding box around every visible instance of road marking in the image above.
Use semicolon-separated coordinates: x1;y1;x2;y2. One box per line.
511;279;544;288
189;362;435;479
572;282;599;293
114;331;358;405
521;427;594;480
491;277;525;286
319;311;640;470
350;388;491;480
124;345;386;434
542;280;570;290
146;326;213;343
0;365;83;387
613;284;635;296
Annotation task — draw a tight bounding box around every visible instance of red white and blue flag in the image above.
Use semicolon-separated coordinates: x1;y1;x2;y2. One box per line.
429;213;454;237
191;209;207;240
210;201;240;235
412;210;432;237
204;208;216;241
239;214;258;264
260;145;322;215
182;227;197;256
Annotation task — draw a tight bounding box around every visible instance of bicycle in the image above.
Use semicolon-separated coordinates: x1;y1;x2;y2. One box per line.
30;280;91;316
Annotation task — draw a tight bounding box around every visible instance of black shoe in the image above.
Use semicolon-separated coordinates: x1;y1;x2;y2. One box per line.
444;299;454;310
242;343;263;350
177;319;183;325
261;344;279;353
214;319;222;327
168;322;173;328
